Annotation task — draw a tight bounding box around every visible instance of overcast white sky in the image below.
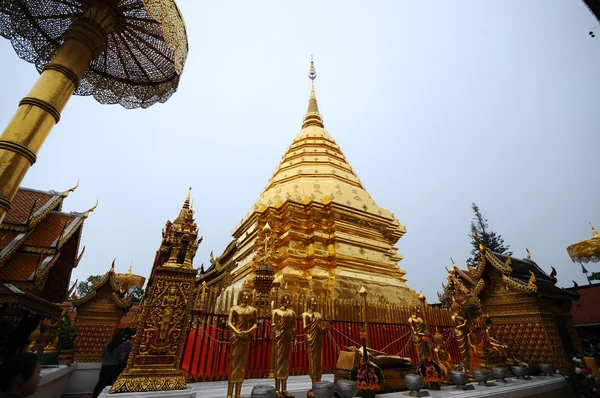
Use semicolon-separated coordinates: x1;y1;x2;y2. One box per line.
1;0;599;301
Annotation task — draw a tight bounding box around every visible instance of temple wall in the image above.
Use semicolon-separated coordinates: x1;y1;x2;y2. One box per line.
73;285;127;362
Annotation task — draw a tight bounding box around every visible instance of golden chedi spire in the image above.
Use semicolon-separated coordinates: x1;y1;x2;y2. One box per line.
221;57;414;304
303;57;324;129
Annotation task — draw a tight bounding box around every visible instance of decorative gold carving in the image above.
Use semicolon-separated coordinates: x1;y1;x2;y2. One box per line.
566;223;600;263
110;266;197;393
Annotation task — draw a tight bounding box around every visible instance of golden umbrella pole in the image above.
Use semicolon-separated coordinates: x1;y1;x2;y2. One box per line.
0;5;115;224
0;0;188;225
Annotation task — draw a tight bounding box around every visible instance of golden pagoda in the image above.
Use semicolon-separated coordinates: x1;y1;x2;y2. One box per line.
201;60;417;304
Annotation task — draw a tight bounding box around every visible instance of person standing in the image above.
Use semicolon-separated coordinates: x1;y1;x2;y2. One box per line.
118;332;133;375
92;332;124;398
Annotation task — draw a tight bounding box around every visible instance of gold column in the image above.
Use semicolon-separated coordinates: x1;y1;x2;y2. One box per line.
0;4;116;223
359;286;368;346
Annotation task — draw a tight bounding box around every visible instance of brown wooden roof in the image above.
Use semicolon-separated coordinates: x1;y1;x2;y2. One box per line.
0;253;39;282
3;189;56;225
25;213;76;247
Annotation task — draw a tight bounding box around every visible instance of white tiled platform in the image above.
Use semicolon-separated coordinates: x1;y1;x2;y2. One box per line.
100;374;569;398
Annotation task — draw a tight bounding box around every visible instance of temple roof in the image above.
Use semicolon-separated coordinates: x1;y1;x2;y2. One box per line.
583;0;600;23
72;260;131;310
234;60;405;233
565;282;600;326
0;185;94;303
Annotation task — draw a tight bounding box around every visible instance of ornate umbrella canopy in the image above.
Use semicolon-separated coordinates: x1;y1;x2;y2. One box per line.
567;223;600;263
0;0;188;109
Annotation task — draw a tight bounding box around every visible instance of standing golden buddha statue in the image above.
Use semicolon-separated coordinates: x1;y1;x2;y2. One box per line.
408;307;429;360
227;283;258;398
272;287;297;398
451;302;471;372
302;289;329;396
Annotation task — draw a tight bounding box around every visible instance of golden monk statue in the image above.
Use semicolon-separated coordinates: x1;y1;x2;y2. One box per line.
484;315;528;367
433;332;455;379
227;284;258;398
451;302;471;371
302;291;328;393
408;307;429;360
272;289;297;398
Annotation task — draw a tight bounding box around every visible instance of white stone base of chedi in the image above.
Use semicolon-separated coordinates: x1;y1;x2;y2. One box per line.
99;374;569;398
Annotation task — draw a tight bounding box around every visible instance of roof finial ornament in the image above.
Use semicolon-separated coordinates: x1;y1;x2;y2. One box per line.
110;258;116;273
82;200;98;219
61;180;80;198
590;222;599;238
526;248;531;260
128;262;133;274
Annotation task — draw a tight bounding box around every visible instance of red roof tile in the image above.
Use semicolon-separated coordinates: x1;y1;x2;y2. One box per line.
0;253;40;282
0;231;20;251
3;189;56;225
25;213;76;247
569;284;600;326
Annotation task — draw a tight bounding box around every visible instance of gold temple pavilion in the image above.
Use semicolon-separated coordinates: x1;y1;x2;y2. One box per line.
199;61;417;304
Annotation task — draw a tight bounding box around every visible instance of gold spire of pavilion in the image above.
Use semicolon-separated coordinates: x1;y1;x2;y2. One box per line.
303;56;324;129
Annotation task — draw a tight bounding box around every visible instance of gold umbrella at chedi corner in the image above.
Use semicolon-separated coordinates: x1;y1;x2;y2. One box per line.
0;0;188;223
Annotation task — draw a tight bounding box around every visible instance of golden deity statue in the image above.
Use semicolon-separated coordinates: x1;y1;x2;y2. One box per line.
484;315;528;367
302;290;329;392
159;286;180;342
433;332;455;379
451;302;471;371
227;284;258;398
272;288;297;398
408;307;429;360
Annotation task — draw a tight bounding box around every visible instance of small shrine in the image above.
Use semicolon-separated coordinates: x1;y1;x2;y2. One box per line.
72;260;132;363
0;184;95;359
440;235;581;370
110;188;200;393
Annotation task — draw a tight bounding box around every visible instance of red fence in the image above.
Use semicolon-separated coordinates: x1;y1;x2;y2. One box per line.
181;313;464;382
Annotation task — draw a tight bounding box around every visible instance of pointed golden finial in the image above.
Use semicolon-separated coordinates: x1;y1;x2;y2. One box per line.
303;56;324;129
110;258;116;272
61;180;80;198
591;222;599;238
128;262;133;275
82;200;98;219
182;187;192;209
450;257;456;265
526;248;531;260
418;291;426;302
359;286;367;296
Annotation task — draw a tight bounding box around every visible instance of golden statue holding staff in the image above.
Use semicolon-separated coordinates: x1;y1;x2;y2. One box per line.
302;289;329;394
408;306;429;360
272;287;297;398
451;302;471;371
227;283;258;398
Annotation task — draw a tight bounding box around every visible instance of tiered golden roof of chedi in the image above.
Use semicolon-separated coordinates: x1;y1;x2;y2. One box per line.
201;61;417;304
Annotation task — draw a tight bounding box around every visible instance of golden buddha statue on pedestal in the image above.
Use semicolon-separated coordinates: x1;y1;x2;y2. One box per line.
272;287;297;398
227;283;258;398
302;289;329;396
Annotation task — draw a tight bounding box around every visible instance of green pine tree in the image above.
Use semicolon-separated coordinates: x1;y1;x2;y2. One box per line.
75;274;103;298
467;203;512;266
